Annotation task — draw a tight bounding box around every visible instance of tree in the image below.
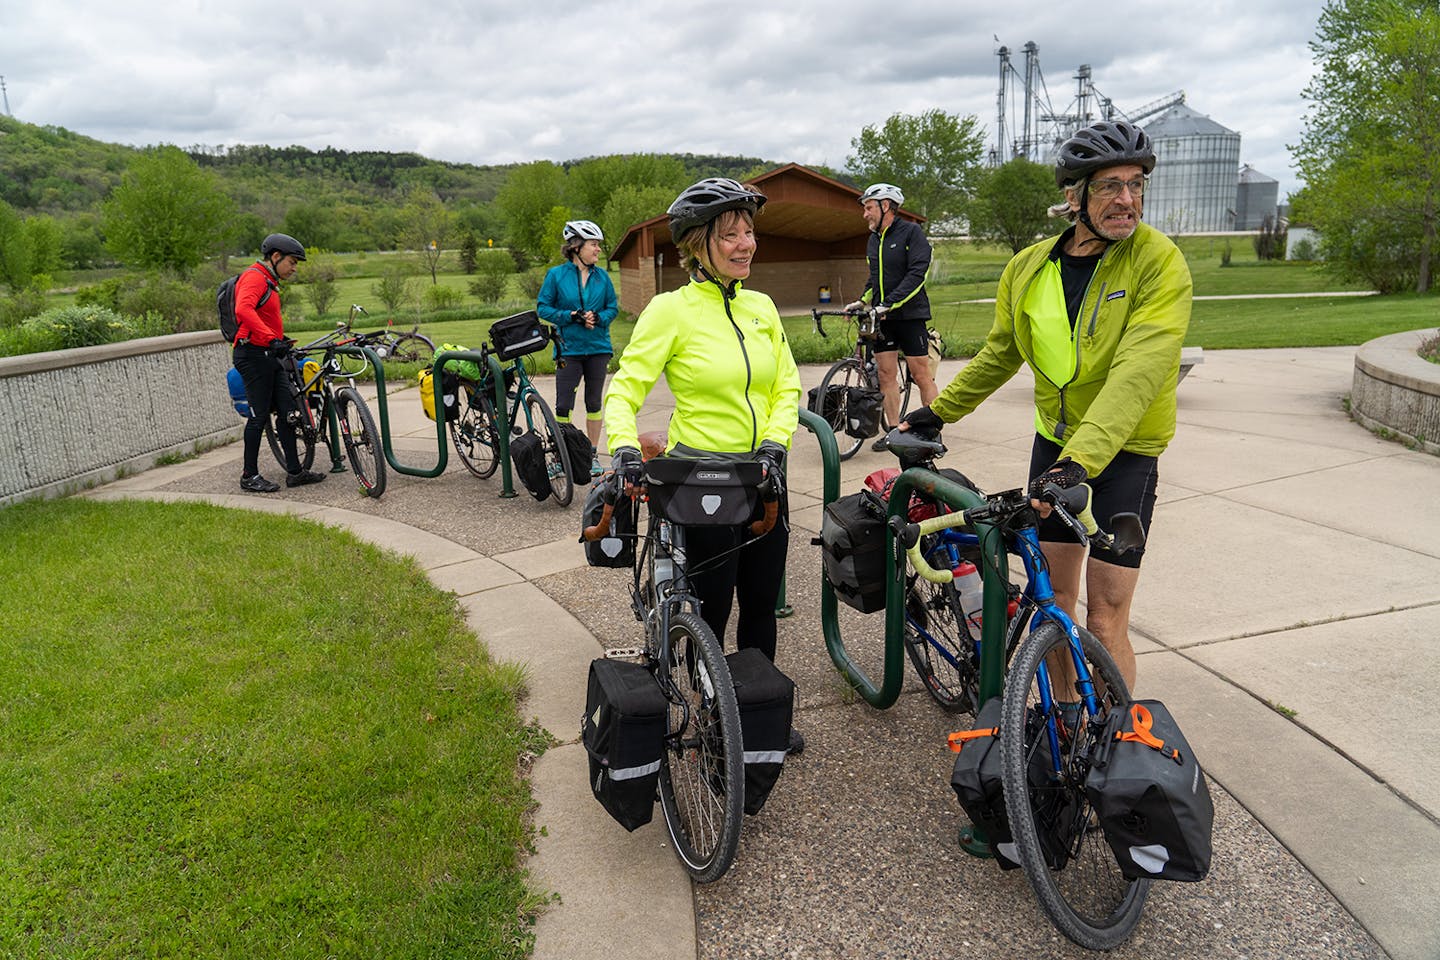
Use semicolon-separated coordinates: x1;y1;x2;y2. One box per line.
0;202;61;292
566;154;688;221
598;183;674;251
495;161;566;267
847;110;986;224
100;145;234;275
301;254;341;317
400;185;453;284
968;159;1056;253
458;230;479;274
1292;0;1440;293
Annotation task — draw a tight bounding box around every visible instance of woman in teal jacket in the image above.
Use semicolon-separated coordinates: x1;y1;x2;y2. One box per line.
537;220;617;475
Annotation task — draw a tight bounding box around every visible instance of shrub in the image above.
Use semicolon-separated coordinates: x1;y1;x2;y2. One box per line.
18;305;134;351
1290;237;1318;261
468;250;513;305
423;284;464;310
117;274;211;333
517;266;547;301
303;258;340;316
371;263;417;312
1220;241;1233;267
0;289;46;329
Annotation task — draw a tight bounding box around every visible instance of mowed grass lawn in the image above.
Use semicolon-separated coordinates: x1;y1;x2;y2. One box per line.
0;498;547;959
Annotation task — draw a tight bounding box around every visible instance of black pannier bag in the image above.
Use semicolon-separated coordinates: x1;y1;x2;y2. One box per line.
819;489;888;613
489;310;550;361
726;649;795;816
439;370;461;422
644;457;763;526
582;657;667;831
950;699;1077;871
508;431;551;501
581;481;637;568
843;386;883;438
1086;700;1214;882
559;422;594;486
806;383;847;420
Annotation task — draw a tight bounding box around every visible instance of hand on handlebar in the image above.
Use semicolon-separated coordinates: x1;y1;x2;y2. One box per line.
843;300;866;314
1027;458;1088;518
754;440;787;503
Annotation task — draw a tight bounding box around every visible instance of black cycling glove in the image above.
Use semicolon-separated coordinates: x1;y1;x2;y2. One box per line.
902;405;944;434
610;446;643;484
1028;458;1088;499
754;440;787;501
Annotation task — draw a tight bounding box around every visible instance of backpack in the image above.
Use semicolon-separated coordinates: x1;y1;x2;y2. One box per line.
559;423;594;486
508;431;551;501
217;265;275;345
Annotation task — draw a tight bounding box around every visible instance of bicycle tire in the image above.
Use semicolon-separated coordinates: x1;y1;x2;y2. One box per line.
817;357;868;461
265;399;319;474
335;386;386;498
1000;621;1150;950
524;390;573;506
388;331;436;366
902;563;978;713
655;611;745;883
449;384;501;479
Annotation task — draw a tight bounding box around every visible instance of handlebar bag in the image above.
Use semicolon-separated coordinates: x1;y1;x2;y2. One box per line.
1085;699;1213;882
582;657;667;831
508;431;551;501
489;310;549;361
581;481;636;568
644;458;764;527
726;649;794;816
819;489;888;613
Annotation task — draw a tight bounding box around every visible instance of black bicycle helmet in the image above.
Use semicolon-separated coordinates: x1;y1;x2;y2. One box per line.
666;178;767;238
1054;120;1156;188
261;232;307;261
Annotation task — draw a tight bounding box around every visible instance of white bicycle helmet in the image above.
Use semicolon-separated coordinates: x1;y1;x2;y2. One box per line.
859;183;905;207
563;220;604;243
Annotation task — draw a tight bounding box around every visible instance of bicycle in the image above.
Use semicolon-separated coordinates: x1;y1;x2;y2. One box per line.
448;325;573;506
581;457;780;882
811;306;915;461
265;335;387;498
891;427;1150;949
330;305;436;374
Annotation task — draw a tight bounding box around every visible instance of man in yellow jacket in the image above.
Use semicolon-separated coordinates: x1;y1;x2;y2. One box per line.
903;120;1192;690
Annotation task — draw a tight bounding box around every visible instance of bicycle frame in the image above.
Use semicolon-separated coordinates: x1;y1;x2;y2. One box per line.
632;515;702;735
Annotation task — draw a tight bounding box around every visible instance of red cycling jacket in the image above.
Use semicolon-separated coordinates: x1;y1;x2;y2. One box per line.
234;262;282;345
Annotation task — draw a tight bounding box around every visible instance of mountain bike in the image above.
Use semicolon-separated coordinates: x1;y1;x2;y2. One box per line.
895;428;1149;949
811;306;914;461
265;336;387;498
330;305;436;374
582;458;780;882
448;326;573;506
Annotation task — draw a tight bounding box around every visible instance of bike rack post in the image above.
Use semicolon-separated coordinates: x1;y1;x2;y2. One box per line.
322;399;346;473
777;410;842;618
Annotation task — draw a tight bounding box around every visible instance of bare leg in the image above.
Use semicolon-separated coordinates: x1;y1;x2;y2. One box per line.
1082;558;1141;690
904;354;939;407
875;350;901;425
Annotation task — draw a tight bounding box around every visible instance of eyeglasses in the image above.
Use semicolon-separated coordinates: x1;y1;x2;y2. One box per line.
1088;177;1147;200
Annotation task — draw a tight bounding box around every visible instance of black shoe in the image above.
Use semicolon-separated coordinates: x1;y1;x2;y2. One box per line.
285;470;326;487
239;474;280;493
787;727;806;755
870;436;889;452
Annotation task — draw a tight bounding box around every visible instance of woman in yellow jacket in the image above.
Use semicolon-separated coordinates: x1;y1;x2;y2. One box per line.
604;178;805;750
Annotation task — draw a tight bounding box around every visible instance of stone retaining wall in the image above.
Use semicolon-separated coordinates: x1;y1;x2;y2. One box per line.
0;331;242;507
1351;329;1440;456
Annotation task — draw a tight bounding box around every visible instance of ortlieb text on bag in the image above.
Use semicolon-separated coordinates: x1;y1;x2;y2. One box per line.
726;649;794;816
1086;699;1214;882
508;431;551;501
819;489;889;613
644;458;764;527
581;482;637;568
582;658;667;831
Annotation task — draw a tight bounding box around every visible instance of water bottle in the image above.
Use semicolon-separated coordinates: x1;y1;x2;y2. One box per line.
953;560;984;634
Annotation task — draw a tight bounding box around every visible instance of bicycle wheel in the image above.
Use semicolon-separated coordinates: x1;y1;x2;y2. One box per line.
265;401;319;474
902;564;978;713
388;331;436;366
335;386;386;498
523;390;573;506
655;611;745;883
817;357;867;461
449;384;501;479
1000;621;1150;950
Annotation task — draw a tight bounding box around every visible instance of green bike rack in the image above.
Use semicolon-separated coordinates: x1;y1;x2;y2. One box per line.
361;347;517;497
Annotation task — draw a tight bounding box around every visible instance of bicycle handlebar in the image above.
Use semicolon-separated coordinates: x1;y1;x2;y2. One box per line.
811;305;883;340
580;470;781;542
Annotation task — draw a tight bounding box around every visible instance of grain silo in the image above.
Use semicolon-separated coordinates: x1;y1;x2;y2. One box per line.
1234;164;1279;229
1142;102;1241;233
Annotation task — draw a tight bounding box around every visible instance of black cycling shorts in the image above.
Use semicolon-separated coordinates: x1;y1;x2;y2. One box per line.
874;314;930;357
1029;435;1157;569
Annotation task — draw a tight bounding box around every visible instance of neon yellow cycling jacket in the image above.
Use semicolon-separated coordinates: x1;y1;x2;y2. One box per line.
930;221;1192;476
604;279;802;455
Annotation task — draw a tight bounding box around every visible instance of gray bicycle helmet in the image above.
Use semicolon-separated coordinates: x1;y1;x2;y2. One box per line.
666;178;767;238
261;233;307;261
859;182;905;207
1054;120;1156;188
563;220;604;243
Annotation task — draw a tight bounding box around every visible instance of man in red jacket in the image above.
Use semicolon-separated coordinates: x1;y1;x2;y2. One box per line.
231;233;325;492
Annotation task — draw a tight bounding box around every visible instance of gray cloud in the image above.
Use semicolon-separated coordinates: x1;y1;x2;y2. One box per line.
1;0;1322;198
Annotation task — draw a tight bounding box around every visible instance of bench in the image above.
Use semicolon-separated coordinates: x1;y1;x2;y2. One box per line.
1178;346;1204;383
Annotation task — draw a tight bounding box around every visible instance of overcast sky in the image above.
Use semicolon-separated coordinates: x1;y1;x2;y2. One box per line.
2;1;1322;201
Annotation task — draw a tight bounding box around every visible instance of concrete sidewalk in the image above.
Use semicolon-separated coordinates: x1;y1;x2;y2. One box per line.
85;347;1439;960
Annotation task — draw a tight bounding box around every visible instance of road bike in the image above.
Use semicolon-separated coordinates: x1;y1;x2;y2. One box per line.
265;335;387;498
891;427;1150;949
582;458;779;882
811;306;915;461
448;326;573;506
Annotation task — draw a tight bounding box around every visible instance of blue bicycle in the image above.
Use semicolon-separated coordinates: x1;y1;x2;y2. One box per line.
888;428;1150;949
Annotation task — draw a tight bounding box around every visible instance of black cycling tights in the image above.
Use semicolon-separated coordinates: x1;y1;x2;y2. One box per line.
233;343;301;476
683;501;789;662
554;353;610;420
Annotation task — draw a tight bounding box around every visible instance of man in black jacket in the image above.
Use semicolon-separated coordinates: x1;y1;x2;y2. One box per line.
847;183;937;450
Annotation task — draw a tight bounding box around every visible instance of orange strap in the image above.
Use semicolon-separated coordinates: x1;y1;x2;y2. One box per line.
946;726;997;753
1115;703;1183;764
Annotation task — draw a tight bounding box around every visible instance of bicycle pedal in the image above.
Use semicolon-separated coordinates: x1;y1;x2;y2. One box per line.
604;646;644;661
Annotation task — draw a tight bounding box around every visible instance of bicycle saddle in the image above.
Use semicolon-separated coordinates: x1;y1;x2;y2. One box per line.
882;426;945;468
